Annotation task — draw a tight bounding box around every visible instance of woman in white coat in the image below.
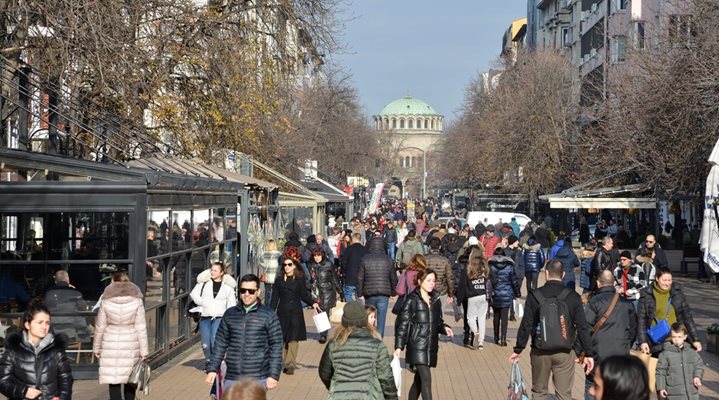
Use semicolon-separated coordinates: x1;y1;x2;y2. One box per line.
93;272;149;400
190;262;237;399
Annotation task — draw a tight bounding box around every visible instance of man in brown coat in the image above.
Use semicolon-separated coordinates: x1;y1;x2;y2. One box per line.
425;237;454;311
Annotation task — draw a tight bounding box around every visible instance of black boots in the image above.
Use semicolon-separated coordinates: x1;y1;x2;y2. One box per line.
464;333;475;349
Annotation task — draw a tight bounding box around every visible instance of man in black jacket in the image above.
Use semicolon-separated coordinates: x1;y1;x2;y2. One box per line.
382;220;398;262
205;274;283;391
509;261;594;400
590;236;615;292
340;233;368;302
357;237;398;338
584;269;637;398
634;234;669;268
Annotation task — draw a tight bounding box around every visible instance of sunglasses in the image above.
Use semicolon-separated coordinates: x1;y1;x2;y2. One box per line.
239;288;257;295
283;262;294;266
646;241;655;244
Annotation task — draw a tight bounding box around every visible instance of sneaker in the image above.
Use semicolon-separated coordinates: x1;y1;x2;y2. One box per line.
283;367;294;375
471;332;479;349
477;343;484;350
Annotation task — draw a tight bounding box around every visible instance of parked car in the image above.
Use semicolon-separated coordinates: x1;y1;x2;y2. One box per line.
466;211;531;231
436;216;467;229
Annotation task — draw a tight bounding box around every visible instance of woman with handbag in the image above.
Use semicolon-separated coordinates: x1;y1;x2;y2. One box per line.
270;257;321;375
0;298;73;400
392;254;426;315
93;272;149;400
309;249;342;344
394;268;454;400
190;262;237;400
638;266;701;357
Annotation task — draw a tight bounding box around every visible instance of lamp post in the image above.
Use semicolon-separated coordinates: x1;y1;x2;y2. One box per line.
422;150;427;199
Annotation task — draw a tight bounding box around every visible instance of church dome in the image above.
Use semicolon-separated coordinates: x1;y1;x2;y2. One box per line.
378;95;438;116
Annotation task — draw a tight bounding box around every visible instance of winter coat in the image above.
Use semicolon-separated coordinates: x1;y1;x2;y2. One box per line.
441;233;464;265
340;243;369;286
553;244;580;286
207;302;284;381
636;255;657;289
637;283;699;354
382;227;398;244
549;240;563;260
0;331;73;400
503;247;525;290
310;259;342;310
396;237;424;267
270;274;315;342
396;269;419;296
260;250;283;284
656;342;704;400
394;289;449;369
425;251;454;296
93;281;149;385
489;255;519;309
635;242;669;268
584;286;637;364
189;270;237;318
481;235;500;260
44;283;91;343
357;238;398;298
534;227;551;249
613;264;647;300
319;328;398;400
523;243;545;273
170;240;190;293
305;240;335;264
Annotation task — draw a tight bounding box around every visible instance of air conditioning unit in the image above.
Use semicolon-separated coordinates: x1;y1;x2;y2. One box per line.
591;3;597;12
590;48;598;57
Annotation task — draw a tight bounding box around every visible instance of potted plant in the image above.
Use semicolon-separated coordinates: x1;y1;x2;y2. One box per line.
708;323;719;354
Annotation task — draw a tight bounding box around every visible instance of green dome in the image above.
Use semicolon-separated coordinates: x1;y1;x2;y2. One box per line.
378;95;438;116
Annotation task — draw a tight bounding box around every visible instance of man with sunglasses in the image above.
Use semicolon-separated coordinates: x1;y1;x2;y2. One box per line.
205;274;283;392
634;234;669;269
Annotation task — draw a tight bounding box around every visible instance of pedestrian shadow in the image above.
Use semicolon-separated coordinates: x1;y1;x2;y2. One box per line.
182;358;206;371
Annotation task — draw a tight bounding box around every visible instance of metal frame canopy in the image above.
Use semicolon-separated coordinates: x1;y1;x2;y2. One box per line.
541;183;656;209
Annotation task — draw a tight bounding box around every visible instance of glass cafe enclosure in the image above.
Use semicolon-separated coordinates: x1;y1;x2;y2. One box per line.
0;149;246;378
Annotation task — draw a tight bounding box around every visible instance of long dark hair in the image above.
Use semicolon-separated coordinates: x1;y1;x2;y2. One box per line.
282;257;305;280
598;355;649;400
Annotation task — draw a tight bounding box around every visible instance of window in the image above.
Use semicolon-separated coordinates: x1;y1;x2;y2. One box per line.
392;119;397;128
405;156;411;168
669;15;696;45
611;35;627;62
399;119;405;129
408;119;413;129
634;21;645;49
616;0;627;10
424;120;428;129
561;27;571;47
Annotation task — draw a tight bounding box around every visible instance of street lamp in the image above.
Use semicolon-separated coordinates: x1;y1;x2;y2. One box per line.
422;150;427;199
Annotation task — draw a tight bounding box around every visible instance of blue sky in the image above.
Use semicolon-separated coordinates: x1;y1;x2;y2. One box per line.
333;1;527;123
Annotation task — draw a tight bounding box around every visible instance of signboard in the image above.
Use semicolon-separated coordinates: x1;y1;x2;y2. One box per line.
366;183;385;216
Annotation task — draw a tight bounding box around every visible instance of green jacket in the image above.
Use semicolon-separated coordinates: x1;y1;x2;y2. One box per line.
318;328;398;400
396;238;424;267
656;342;704;400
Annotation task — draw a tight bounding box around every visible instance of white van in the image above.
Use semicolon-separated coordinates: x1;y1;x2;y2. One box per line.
466;211;532;231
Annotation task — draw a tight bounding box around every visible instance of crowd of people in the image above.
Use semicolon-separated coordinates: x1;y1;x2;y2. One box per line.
0;197;711;400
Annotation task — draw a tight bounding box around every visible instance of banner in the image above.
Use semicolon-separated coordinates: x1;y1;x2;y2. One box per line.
700;138;719;273
366;183;385;216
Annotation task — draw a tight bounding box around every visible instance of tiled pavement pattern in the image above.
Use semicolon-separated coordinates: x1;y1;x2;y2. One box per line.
23;261;719;399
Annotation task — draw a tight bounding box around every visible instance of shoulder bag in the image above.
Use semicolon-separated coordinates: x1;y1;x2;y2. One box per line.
647;297;672;344
391;271;409;315
578;292;620;363
128;359;151;395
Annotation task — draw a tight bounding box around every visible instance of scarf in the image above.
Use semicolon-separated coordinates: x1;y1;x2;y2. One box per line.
652;282;677;326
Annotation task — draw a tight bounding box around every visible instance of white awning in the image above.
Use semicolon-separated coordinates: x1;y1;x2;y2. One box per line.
546;197;656;209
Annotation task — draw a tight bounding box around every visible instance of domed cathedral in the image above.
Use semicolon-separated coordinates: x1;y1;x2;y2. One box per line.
373;95;444;199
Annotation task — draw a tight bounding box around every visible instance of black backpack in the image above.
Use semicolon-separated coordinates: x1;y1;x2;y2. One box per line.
532;288;575;351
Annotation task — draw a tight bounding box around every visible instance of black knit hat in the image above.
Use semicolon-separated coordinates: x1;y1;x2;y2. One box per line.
620;250;632;260
341;301;368;327
507;235;519;246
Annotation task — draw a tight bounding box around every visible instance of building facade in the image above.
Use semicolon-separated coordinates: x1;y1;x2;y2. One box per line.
373;96;444;198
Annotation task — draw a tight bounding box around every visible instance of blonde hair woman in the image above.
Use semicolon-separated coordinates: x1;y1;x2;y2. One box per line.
456;249;492;349
93;272;149;400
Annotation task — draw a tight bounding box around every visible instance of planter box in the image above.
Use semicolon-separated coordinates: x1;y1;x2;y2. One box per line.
708;333;719;354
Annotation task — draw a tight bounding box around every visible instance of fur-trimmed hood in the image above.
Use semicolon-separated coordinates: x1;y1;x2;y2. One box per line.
489;255;515;265
196;269;237;288
523;242;541;251
102;281;143;300
5;330;67;354
636;255;654;265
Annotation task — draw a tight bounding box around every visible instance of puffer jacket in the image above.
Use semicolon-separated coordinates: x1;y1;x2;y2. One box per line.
207;303;284;381
310;259;342;310
523;243;545;273
441;233;464;265
394;289;449;368
489;255;519;309
93;281;149;385
190;270;237;318
425;251;454;296
357;238;398;298
637;283;699;354
396;237;424;267
44;283;91;342
584;286;637;364
656;341;704;400
553;244;580;286
319;328;398;400
0;331;73;400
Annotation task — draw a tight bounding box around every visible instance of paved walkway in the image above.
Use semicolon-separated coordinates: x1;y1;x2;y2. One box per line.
56;276;719;399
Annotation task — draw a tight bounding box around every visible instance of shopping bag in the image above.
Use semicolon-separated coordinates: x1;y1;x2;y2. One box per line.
630;350;657;392
313;311;332;333
127;360;151;395
452;301;464;322
391;355;402;398
512;299;524;320
507;360;529;400
330;301;346;324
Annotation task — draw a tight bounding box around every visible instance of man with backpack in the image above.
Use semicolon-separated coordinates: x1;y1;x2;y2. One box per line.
508;260;594;400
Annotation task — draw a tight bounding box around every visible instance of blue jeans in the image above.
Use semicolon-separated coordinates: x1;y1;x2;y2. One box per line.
343;285;359;302
200;317;222;395
223;378;268;392
386;242;396;262
365;296;389;338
